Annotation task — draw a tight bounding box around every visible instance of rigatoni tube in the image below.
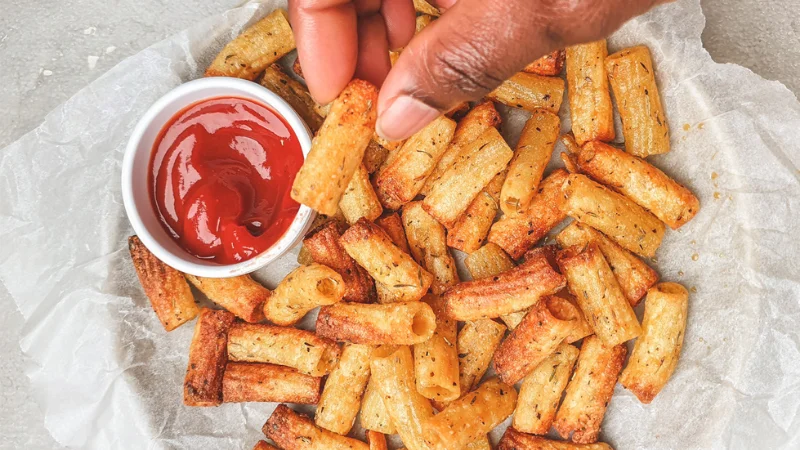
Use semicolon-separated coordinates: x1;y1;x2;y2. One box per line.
493;296;579;384
421;378;517;450
340;218;433;302
263;404;369;450
128;236;198;331
264;263;345;326
562;173;665;258
184;308;235;406
316;344;373;434
291;80;378;215
185;274;269;323
513;343;580;434
227;322;341;376
568;140;699;229
221;362;320;404
556;243;642;347
316;301;436;345
619;282;689;403
556;221;658;306
553;336;627;444
370;346;435;450
443;246;565;321
413;295;460;403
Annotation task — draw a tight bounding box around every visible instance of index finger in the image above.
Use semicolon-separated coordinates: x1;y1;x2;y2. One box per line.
289;0;359;104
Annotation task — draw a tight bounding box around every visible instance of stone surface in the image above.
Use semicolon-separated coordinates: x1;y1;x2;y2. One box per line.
0;0;798;448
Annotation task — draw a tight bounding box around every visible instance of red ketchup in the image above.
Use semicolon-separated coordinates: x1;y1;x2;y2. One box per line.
149;96;303;264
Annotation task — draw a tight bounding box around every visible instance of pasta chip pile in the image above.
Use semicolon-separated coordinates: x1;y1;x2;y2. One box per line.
129;5;697;449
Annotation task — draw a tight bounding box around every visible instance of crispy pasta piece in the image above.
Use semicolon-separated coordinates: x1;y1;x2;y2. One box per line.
488;72;565;113
185;274;268;323
304;220;376;303
556;221;658;306
567;140;699;228
402;202;459;294
260;64;324;132
553;336;626;444
493;296;579;384
316;301;437;345
264;404;369;450
222;362;321;404
316;344;373;434
556;243;642;346
227;322;341;376
500;110;560;215
184;308;235;406
524;50;566;76
447;170;506;253
422;378;517;450
340;218;433;302
205;9;295;80
128;236;198;331
421;101;502;196
499;428;614;450
423;127;514;228
291;80;378;215
413;295;460;403
513;343;580;434
565;41;615;145
264;263;345;326
606;45;670;157
370;346;435;450
340;164;383;224
359;377;397;434
443;246;565;320
374;116;456;209
562;174;665;258
456;318;507;393
488;169;569;259
619;282;689;403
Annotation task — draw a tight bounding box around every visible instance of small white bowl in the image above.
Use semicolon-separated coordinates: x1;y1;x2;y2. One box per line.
122;77;315;278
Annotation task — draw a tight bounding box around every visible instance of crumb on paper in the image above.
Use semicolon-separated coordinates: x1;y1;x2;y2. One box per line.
692;253;699;261
711;171;718;180
83;26;96;35
714;192;721;199
683;123;691;131
698;122;705;129
105;46;116;54
87;55;99;70
42;69;53;77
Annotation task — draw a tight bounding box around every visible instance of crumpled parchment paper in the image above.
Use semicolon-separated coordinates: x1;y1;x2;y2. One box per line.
1;0;799;448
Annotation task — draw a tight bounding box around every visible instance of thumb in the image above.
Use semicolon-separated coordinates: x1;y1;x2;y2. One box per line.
376;0;666;141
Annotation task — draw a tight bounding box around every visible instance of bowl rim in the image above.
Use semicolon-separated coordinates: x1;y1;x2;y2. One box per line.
121;76;315;278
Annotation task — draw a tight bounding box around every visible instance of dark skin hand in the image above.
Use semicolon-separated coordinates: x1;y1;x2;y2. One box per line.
290;0;670;140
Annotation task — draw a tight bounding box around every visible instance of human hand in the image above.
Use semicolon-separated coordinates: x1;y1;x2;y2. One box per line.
289;0;669;141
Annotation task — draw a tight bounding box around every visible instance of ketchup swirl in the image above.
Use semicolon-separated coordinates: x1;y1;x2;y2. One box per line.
149;96;303;264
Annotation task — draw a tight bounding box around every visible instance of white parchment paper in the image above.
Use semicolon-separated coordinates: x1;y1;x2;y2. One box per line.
1;0;800;448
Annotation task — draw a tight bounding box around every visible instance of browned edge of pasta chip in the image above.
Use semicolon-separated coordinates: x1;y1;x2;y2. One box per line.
184;308;235;406
128;235;198;331
304;220;376;303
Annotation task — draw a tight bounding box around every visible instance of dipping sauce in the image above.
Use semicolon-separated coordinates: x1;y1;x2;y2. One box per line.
149;96;303;264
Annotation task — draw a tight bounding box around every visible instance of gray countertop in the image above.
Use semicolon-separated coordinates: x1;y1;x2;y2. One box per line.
1;0;798;448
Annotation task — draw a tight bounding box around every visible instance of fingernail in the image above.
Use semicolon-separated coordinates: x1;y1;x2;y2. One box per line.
376;95;440;141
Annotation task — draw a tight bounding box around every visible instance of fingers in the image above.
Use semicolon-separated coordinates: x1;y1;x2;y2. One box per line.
354;15;392;87
289;0;359;104
377;0;666;140
381;0;416;49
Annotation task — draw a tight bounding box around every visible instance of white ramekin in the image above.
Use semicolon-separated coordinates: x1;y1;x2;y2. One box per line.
121;77;315;278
